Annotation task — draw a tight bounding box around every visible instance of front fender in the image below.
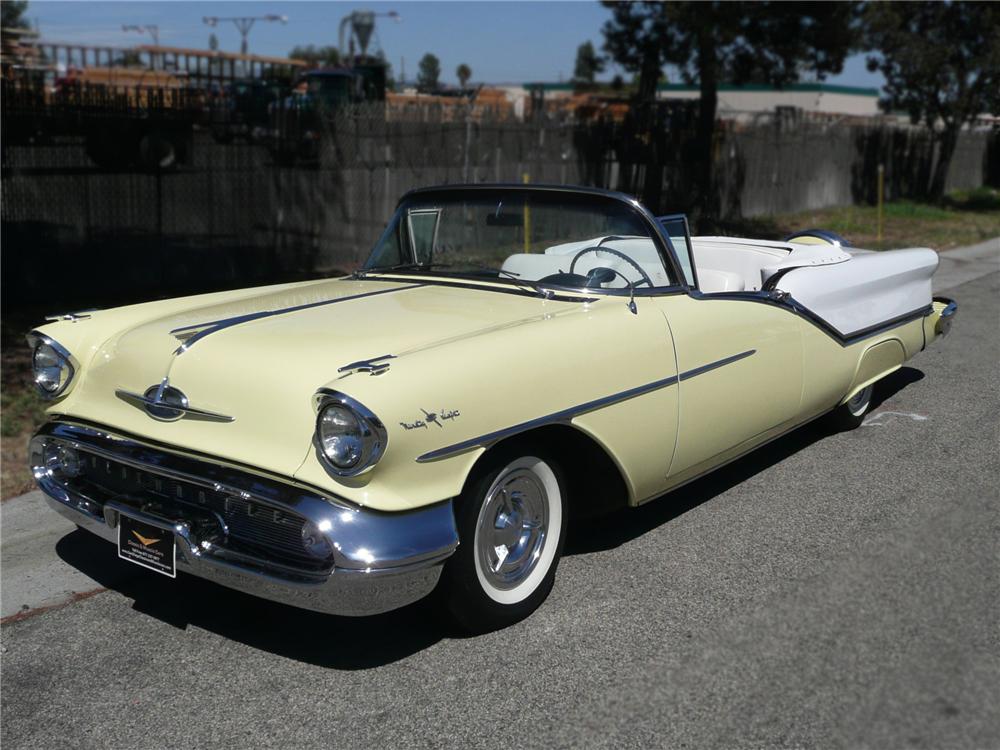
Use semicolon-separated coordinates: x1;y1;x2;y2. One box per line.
293;299;678;512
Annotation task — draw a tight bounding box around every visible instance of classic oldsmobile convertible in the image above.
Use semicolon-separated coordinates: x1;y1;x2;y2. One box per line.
28;185;957;631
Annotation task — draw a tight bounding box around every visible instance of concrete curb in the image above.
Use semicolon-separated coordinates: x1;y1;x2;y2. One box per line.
934;236;1000;292
1;490;107;620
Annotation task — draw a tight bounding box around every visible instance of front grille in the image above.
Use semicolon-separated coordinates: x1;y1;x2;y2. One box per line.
68;449;326;570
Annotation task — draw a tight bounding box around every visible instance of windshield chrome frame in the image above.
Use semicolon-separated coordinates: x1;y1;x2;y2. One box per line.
361;184;692;298
657;213;699;290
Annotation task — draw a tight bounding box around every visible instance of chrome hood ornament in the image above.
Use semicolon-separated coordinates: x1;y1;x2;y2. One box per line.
116;378;234;423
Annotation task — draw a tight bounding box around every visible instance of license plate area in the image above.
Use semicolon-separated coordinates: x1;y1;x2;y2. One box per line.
117;513;176;578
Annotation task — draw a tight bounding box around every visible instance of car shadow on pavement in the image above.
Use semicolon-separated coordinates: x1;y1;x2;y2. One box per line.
52;365;924;667
55;530;449;670
566;366;925;556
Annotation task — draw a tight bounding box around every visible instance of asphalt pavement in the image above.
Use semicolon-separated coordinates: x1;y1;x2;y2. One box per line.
1;243;997;749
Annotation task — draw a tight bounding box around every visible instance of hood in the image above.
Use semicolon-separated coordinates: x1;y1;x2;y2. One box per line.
58;276;590;479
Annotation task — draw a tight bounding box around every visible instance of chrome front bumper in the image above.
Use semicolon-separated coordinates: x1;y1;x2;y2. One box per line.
31;420;459;617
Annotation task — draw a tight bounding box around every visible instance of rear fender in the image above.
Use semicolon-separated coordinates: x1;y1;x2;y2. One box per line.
841;338;906;405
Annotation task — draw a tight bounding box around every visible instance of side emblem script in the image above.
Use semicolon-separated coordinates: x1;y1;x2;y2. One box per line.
400;408;461;431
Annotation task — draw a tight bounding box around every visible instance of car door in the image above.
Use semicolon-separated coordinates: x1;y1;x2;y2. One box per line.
651;220;804;485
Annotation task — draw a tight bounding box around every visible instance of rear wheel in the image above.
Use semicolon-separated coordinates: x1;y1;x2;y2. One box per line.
440;445;567;633
828;383;875;431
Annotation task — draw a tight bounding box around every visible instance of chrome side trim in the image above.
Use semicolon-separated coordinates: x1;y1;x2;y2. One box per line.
168;283;422;354
677;348;756;380
115;387;236;423
688;289;932;347
416;349;756;463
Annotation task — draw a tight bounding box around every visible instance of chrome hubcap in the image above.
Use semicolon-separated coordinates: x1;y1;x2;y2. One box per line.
476;468;549;590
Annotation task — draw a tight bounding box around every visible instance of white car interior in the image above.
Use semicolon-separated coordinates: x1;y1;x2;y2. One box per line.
501;236;673;288
500;232;938;338
500;234;828;293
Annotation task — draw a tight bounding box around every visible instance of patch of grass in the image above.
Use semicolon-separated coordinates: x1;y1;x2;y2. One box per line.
0;379;45;500
943;186;1000;212
1;314;48;500
761;189;1000;251
1;382;45;438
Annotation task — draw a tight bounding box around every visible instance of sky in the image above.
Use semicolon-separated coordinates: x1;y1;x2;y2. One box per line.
23;1;885;89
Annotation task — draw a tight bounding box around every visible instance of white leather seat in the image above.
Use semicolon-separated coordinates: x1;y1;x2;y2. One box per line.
697;268;745;292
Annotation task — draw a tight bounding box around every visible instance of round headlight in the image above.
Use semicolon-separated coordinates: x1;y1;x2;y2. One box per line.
314;394;387;477
318;405;364;469
29;336;75;398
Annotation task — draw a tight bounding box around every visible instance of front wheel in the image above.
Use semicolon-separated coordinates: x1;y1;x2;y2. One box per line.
440;447;567;633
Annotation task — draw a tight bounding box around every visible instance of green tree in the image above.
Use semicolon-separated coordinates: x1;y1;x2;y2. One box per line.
864;2;1000;201
289;44;341;68
602;1;855;214
456;63;472;89
417;52;440;93
113;50;142;67
1;1;29;28
572;40;605;89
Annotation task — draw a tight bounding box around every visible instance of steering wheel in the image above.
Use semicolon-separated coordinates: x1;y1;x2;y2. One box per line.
569;246;654;287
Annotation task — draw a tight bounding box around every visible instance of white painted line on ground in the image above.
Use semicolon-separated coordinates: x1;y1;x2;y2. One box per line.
862;411;930;428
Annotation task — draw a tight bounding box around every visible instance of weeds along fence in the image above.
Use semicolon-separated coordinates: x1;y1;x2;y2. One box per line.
1;97;996;309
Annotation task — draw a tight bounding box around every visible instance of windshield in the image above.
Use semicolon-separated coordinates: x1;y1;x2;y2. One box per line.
363;189;677;291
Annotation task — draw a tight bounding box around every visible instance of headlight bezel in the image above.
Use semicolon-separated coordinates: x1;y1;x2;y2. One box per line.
26;332;78;399
313;390;387;477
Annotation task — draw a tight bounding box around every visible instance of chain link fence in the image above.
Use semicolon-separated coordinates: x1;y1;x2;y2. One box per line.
2;95;996;309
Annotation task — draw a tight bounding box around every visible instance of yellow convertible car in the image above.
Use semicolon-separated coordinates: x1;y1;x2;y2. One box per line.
28;185;957;631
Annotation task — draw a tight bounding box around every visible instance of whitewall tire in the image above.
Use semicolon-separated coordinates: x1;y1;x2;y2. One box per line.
440;445;568;632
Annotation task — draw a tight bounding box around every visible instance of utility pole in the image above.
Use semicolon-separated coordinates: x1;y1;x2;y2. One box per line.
202;14;287;56
122;24;160;46
122;24;161;69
